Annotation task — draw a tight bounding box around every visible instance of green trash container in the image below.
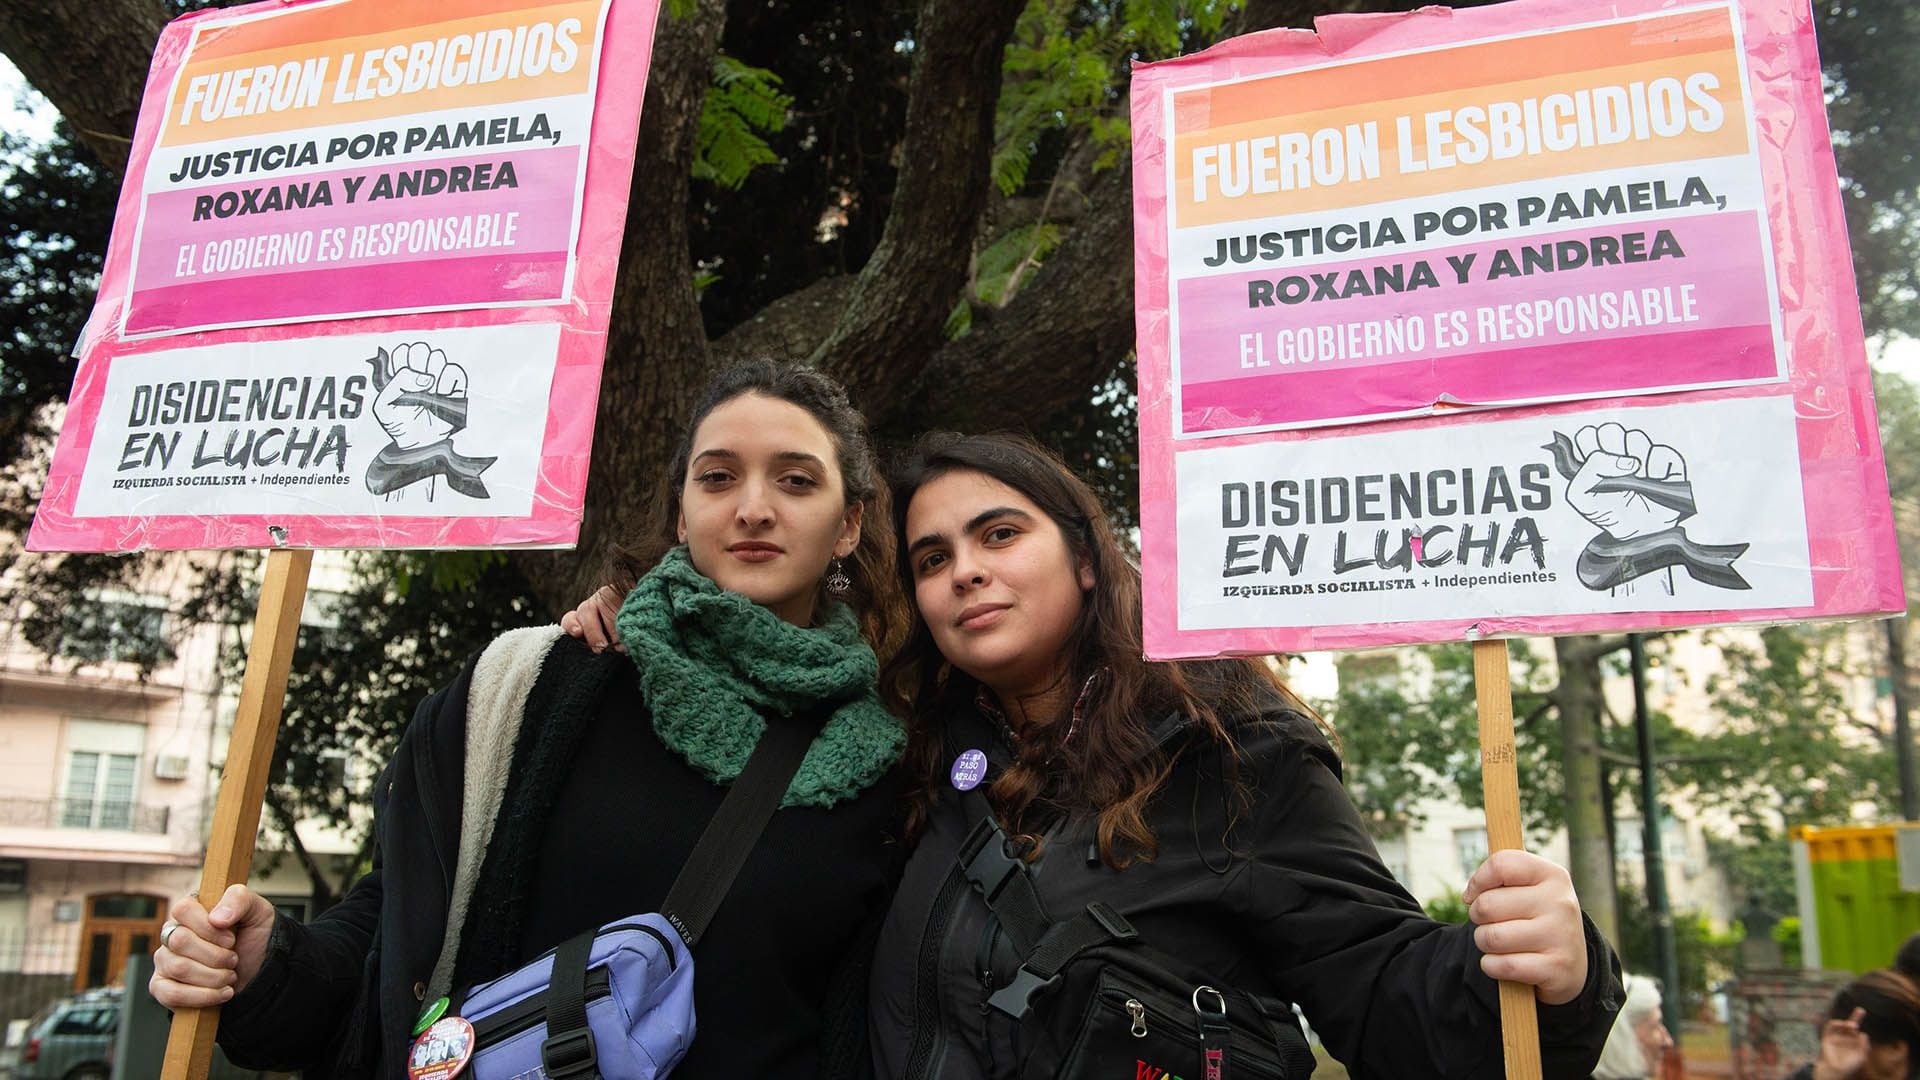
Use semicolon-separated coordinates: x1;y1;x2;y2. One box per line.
1791;823;1920;973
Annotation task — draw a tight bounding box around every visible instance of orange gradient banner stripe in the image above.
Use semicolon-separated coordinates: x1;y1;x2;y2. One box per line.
183;0;585;63
1173;7;1735;135
1171;49;1748;226
162;0;602;146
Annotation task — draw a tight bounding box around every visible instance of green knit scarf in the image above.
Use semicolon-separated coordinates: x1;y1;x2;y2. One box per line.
617;545;903;808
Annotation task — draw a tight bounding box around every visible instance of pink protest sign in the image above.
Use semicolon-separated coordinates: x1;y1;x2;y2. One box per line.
28;0;656;553
1133;0;1904;658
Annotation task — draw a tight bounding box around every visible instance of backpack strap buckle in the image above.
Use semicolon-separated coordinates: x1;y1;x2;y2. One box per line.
540;1027;598;1078
986;965;1060;1019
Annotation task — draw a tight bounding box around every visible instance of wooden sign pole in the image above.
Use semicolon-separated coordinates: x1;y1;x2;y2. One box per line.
160;548;313;1080
1473;637;1544;1080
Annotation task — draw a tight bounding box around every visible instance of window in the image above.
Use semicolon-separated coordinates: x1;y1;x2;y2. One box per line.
61;720;145;831
62;752;138;829
30;595;174;667
1375;835;1411;887
51;1004;117;1035
1617;822;1645;864
1454;827;1489;882
90;895;159;919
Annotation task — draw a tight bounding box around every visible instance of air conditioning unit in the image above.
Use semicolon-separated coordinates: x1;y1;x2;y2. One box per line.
153;754;191;780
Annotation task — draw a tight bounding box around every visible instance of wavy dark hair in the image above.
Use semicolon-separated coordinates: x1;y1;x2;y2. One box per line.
610;360;907;654
880;431;1318;868
1828;968;1920;1067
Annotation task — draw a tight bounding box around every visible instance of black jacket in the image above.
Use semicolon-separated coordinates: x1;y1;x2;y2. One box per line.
870;703;1623;1079
218;635;902;1078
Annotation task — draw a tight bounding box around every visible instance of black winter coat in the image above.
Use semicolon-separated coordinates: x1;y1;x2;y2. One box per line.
218;635;901;1078
870;703;1623;1079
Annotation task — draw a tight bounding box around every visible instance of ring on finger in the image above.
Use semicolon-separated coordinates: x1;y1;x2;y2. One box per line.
161;921;181;951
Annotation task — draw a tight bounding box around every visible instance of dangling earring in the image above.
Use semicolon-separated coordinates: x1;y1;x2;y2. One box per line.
825;556;852;597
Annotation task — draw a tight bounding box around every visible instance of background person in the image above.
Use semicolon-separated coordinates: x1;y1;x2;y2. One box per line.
1789;968;1920;1080
1593;973;1674;1079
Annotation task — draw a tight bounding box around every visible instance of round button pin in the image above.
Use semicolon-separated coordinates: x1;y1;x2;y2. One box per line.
411;996;449;1036
407;1015;475;1080
950;748;988;791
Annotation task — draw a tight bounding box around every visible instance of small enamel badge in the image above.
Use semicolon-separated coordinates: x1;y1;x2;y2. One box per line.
950;748;988;791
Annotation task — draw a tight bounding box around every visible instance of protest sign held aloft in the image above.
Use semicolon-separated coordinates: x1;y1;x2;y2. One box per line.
1132;0;1902;656
28;0;657;553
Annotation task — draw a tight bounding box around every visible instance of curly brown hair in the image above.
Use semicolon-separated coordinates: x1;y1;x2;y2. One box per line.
881;431;1321;868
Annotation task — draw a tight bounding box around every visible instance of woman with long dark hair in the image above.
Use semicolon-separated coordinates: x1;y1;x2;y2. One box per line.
150;361;908;1078
867;432;1622;1079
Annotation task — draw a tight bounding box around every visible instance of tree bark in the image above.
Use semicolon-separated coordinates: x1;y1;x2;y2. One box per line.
1553;635;1620;946
0;0;168;174
1888;616;1919;819
900;158;1138;435
516;0;728;610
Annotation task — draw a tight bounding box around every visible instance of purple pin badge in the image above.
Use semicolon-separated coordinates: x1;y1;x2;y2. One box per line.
950;748;988;792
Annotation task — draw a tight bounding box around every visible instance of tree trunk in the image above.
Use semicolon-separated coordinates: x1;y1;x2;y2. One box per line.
1889;616;1919;820
1553;635;1620;946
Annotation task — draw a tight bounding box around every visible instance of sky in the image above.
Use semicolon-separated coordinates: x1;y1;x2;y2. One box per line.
2;56;56;142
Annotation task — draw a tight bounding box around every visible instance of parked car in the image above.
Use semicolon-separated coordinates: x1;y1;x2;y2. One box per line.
14;988;118;1080
12;986;261;1080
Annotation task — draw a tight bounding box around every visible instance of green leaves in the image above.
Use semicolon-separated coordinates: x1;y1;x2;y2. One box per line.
991;0;1235;199
693;56;793;191
1321;641;1560;843
1679;624;1895;830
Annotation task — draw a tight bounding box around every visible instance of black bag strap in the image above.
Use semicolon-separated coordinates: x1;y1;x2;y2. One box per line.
539;930;600;1078
660;711;817;946
957;787;1053;953
539;710;816;1077
956;777;1315;1080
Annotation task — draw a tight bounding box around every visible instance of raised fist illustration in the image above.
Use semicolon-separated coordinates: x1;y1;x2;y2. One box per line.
363;341;494;501
1563;422;1690;540
1543;422;1749;593
371;342;469;450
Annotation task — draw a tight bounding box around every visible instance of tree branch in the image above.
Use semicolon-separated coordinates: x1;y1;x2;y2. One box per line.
1559;633;1631;667
264;788;339;913
892;154;1135;435
812;0;1028;404
0;0;169;175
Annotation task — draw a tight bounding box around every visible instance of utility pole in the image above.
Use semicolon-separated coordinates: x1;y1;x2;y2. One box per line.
1628;634;1683;1037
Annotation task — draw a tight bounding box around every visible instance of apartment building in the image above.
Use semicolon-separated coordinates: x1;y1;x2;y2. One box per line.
0;553;356;1018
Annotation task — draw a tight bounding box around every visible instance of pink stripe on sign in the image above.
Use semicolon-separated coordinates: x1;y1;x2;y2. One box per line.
1175;210;1777;395
129;145;580;290
126;252;569;331
1180;324;1777;432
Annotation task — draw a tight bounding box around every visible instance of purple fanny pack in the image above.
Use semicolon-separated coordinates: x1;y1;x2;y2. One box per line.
461;914;696;1079
448;711;815;1079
